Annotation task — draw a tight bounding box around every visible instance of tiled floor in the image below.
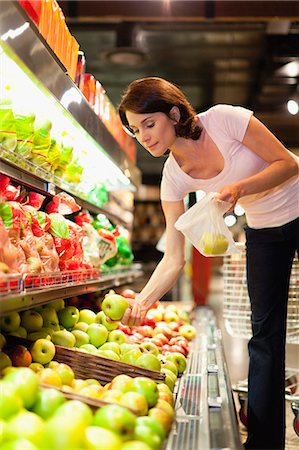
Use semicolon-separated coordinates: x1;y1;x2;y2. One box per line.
208;271;299;449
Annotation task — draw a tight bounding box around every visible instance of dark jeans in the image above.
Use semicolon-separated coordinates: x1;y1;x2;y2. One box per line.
244;216;299;450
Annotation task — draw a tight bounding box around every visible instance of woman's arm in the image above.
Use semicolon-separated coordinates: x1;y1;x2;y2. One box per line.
217;115;298;205
121;199;186;326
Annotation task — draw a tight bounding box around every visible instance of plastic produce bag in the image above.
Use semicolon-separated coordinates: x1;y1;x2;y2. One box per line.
30;119;52;170
0;98;17;153
14;113;35;159
46;192;81;215
175;192;240;257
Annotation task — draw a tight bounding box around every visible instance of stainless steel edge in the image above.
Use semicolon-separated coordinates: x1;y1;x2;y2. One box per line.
0;1;141;187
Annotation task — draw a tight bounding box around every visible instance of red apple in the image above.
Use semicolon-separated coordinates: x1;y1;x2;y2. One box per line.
120;289;137;299
9;345;32;367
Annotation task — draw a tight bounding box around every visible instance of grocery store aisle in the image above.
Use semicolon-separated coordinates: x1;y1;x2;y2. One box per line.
207;270;299;449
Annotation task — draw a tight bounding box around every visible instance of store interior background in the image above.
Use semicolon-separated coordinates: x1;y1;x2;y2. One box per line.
59;2;299;444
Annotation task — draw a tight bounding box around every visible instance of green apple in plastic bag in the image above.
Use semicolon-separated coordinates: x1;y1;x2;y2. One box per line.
15;113;35;158
199;232;229;255
0;98;17;153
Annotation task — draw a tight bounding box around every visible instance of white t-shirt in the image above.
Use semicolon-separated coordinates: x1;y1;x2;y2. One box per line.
160;104;299;229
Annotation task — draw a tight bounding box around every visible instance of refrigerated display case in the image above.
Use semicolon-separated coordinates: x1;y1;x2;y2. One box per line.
0;3;244;448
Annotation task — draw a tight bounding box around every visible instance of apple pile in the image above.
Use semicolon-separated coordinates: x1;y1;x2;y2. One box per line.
0;366;175;449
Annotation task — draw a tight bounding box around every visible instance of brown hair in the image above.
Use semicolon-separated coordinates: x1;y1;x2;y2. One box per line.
118;77;202;140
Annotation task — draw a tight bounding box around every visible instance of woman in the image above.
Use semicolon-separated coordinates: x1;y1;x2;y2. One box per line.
118;77;299;450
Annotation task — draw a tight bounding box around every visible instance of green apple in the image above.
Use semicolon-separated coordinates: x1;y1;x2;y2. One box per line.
53;363;75;386
135;415;166;441
52;329;76;347
54;399;93;427
6;410;45;446
30;338;56;365
120;391;148;416
160;360;178;377
84;426;122;450
96;349;120;360
108;329;127;345
99;342;120;355
4;367;39;408
121;441;152;450
100;389;123;404
42;415;85;449
199;232;229;255
79;309;96;324
95;311;118;331
109;374;134;393
0;352;12;370
165;352;187;375
178;324;196;340
160;368;176;391
37;367;62;388
49;299;65;311
20;310;43;332
0;418;7;444
27;330;52;341
0;333;6;350
87;323;108;347
135;353;161;372
155;398;175;420
31;387;66;419
71;329;90;347
139;341;159;356
0;438;38;450
134;418;163;450
57;305;79;329
73;321;89;332
0;311;21;332
101;293;129;321
39;307;60;330
120;343;140;355
29;362;44;373
121;349;142;364
132;376;159;408
79;343;98;354
93;404;136;441
9;326;27;338
0;380;23;419
157;383;174;406
148;407;172;434
79;384;104;399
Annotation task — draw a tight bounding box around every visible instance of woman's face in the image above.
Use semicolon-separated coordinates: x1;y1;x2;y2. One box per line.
125;111;177;156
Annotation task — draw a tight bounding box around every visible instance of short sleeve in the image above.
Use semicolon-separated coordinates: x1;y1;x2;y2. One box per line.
160;157;186;201
205;104;253;142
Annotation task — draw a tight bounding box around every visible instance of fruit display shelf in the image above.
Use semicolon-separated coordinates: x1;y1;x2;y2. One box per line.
166;306;243;450
6;335;165;385
0;264;143;314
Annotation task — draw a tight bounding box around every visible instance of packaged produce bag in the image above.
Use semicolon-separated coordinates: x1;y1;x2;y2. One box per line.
14;113;35;159
175;192;240;257
0;98;17;154
30;119;52;170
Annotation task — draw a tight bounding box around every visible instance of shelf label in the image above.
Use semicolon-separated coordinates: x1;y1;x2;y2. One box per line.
45;182;56;195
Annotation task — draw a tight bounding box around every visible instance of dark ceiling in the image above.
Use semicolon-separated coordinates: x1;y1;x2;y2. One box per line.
61;1;299;185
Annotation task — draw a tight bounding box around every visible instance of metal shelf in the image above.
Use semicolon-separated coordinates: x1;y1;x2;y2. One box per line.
0;264;143;314
0;1;140;189
166;307;243;450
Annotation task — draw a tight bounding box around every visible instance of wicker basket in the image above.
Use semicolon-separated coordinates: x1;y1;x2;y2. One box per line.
5;335;165;385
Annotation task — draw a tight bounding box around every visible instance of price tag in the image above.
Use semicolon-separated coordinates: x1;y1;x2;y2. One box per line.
45;182;56;195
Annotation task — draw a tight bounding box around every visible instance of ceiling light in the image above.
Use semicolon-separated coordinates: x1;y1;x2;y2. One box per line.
224;215;237;227
104;47;146;66
287;99;299;115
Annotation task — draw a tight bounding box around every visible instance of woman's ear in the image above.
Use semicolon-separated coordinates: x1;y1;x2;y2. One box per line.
169;106;180;123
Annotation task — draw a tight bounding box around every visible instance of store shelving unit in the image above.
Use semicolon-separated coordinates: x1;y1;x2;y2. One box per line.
0;1;142;310
1;3;243;449
167;307;243;450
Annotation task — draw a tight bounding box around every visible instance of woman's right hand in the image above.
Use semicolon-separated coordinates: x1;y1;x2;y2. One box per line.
121;297;149;327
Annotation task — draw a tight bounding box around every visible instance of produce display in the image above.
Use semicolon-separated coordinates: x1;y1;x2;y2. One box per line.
0;177;134;293
0;290;197;449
